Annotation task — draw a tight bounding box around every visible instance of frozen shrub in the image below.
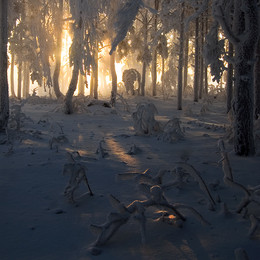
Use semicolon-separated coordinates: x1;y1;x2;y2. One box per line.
158;118;184;143
132;102;161;135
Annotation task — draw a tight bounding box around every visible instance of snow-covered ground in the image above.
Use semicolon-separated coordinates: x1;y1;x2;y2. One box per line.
0;95;260;260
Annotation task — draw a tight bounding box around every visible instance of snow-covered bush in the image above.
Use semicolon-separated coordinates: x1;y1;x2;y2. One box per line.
132;102;161;135
158;118;184;143
88;184;208;255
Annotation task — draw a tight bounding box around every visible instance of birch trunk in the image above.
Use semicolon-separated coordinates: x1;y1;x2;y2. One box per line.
110;51;117;106
23;62;30;99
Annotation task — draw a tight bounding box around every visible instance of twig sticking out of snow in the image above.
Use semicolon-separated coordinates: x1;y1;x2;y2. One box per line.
248;214;259;238
218;139;233;181
63;152;93;203
234;248;249;260
116;93;131;112
49;135;69;152
96;139;108;159
127;144;142;155
217;140;260;214
175;162;216;208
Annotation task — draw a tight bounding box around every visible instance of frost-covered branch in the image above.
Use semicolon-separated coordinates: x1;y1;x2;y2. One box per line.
63;152;93;203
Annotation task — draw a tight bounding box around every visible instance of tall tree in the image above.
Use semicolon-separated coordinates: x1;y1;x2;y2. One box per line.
255;37;260;119
193;15;199;102
226;41;233;113
0;0;9;131
177;2;184;110
213;0;258;156
10;53;16;98
151;0;160;97
53;0;64;99
64;12;82;114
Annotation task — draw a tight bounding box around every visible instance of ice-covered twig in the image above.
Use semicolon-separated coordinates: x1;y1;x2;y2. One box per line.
63;152;93;203
174;203;210;226
217;140;260;214
175;162;216;208
234;248;249;260
218;139;233;181
248;214;259;238
96;139;108;159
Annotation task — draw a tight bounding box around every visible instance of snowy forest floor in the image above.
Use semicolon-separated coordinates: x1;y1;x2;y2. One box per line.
0;95;260;260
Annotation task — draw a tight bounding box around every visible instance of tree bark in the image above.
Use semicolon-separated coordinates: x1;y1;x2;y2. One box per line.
177;3;184;110
232;0;257;156
140;11;148;96
17;62;22;100
199;14;204;99
110;51;117;106
64;63;79;114
255;37;260;119
10;53;16;98
226;41;234;113
193;16;199;102
64;14;82;114
23;62;30;98
183;34;189;95
93;43;99;100
151;0;159;97
0;0;9;131
90;71;94;98
53;0;64;99
78;73;85;96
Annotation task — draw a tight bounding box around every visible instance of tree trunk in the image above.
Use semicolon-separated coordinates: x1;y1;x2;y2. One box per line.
193;16;199;102
90;71;94;98
10;53;16;98
255;38;260;119
140;11;148;96
110;51;117;106
204;7;209;95
151;0;159;97
0;0;9;131
64;13;82;114
64;63;79;114
226;41;234;113
93;39;99;100
204;66;208;95
183;34;189;95
17;62;22;100
23;62;30;98
232;0;257;156
177;3;184;110
78;73;85;96
199;14;204;99
53;0;64;99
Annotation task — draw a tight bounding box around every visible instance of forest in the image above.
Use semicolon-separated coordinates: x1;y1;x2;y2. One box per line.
0;0;260;259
